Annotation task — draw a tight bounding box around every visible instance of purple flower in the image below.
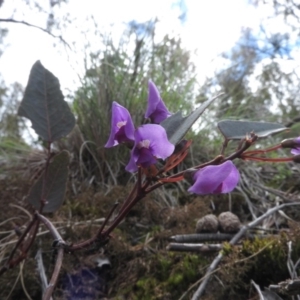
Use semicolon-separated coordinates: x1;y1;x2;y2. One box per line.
145;80;172;124
125;124;175;172
188;161;239;195
105;101;135;148
291;137;300;155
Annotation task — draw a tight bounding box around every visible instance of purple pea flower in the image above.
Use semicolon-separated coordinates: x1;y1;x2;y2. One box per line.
125;124;175;172
188;161;239;195
145;80;172;124
105;101;135;148
291;137;300;155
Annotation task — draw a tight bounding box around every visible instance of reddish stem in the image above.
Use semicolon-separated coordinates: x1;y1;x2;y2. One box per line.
39;142;52;213
115;181;138;215
22;218;40;253
224;137;257;161
241;156;294;162
0;215;38;275
101;171;152;239
159;175;184;183
242;144;282;156
96;202;119;236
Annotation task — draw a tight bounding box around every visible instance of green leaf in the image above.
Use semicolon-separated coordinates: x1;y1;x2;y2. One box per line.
217;120;287;140
27;150;70;213
161;93;223;145
18;61;75;142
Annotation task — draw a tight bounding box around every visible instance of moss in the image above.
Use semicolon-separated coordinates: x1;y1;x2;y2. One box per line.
241;236;287;269
216;235;292;299
156;256;172;281
168;273;184;286
221;241;233;255
116;252;208;299
150;225;162;234
135;277;159;300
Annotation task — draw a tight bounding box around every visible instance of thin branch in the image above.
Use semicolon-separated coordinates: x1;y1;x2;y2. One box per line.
179;240;274;300
191;202;300;300
35;248;52;299
167;243;222;252
42;247;64;300
270;279;300;296
0;215;38;275
251;280;264;300
19;219;41;266
4;266;21;300
170;233;271;243
36;213;65;245
20;261;33;300
9;204;32;220
96;202;119;236
0;18;71;50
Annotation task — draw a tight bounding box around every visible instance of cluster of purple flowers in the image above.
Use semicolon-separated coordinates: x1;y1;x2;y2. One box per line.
105;81;174;173
105;81;240;195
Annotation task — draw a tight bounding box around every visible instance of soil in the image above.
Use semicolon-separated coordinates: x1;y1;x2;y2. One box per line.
0;175;298;300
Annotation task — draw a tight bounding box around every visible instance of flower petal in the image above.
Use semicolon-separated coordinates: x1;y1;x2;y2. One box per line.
188;161;239;194
217;163;240;193
145;80;172;123
125;153;138;172
135;124;174;158
136;147;157;166
105;101;135;147
125;124;174;172
291;137;300;155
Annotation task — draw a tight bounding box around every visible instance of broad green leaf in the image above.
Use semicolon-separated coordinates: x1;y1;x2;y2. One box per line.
18;61;75;142
161;93;223;145
217;120;287;140
27;150;69;213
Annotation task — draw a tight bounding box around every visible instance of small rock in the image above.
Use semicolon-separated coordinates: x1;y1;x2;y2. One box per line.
218;211;241;233
196;214;219;233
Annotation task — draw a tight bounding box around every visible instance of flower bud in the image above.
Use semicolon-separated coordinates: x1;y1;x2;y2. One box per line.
281;138;299;149
293;154;300;163
145;80;172;123
281;137;300;156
